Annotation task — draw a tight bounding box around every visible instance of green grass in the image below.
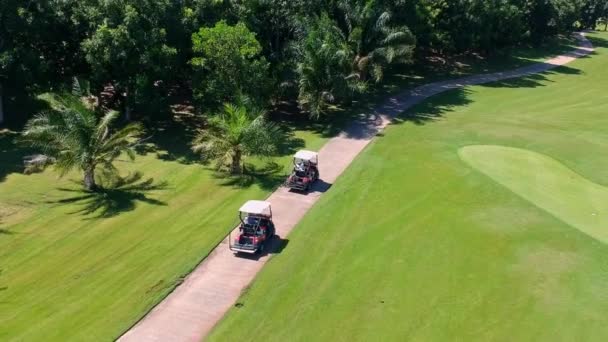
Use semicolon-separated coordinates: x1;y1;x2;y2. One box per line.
209;31;608;341
460;145;608;244
0;34;598;341
0;123;327;341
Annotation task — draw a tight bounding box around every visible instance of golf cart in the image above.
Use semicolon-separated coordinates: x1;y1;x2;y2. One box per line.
285;150;319;191
229;200;276;254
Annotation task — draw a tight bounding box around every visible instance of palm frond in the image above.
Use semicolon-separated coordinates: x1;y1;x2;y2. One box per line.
192;102;282;171
22;93;145;188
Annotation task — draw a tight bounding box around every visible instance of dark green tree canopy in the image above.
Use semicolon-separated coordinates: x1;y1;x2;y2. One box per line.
191;20;270;110
1;0;604;125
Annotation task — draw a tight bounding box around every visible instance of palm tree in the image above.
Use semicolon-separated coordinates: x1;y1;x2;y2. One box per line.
192;102;282;174
21;93;144;191
338;0;416;82
296;13;361;119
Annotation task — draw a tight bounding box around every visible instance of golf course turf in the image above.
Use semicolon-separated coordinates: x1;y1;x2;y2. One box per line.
0;126;327;341
460;145;608;244
208;32;608;341
0;32;604;341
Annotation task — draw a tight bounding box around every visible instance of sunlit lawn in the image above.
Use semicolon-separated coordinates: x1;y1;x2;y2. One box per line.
0;120;327;341
0;33;592;341
209;32;608;341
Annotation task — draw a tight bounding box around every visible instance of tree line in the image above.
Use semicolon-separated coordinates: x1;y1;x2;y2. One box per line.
2;0;607;124
2;0;608;189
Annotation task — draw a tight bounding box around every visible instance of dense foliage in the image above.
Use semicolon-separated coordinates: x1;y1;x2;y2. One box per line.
1;0;607;124
191;21;270;109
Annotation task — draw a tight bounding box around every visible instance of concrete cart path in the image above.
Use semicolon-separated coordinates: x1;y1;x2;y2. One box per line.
118;32;594;342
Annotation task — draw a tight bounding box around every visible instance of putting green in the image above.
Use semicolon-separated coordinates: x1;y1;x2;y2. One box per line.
459;145;608;244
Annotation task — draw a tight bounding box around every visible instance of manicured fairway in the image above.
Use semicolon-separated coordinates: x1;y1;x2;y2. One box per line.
209;32;608;341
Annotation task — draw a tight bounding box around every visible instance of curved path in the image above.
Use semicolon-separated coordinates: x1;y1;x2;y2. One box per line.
118;32;594;342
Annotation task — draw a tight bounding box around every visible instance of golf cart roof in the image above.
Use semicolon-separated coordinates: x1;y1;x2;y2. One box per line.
294;150;318;163
239;200;272;216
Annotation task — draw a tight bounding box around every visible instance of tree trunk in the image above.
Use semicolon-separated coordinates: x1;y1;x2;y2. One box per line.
84;167;96;191
0;82;4;126
124;85;132;121
231;150;242;174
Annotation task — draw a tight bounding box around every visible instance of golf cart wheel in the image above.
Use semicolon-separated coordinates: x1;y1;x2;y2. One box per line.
258;242;265;254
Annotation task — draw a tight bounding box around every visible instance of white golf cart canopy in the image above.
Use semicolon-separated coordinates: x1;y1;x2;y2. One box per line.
239;200;272;217
294;150;318;164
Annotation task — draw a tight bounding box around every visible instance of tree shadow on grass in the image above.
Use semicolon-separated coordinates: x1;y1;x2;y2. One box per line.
1;93;53;183
0;229;13;235
49;172;168;219
269;100;365;139
0;130;31;184
586;34;608;49
136;113;202;165
391;88;473;125
276;125;306;156
392;60;584;126
0;209;16;236
0;269;6;293
214;162;286;192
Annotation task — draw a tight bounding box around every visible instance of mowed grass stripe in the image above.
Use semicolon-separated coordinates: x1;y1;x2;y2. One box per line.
459;145;608;244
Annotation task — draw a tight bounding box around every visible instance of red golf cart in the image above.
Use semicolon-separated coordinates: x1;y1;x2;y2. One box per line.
285;150;319;191
229;200;276;254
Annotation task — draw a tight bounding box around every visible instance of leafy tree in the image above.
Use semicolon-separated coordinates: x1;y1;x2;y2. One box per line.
232;0;326;58
21;93;144;190
2;0;598;127
295;1;415;118
191;21;270;110
580;0;608;29
525;0;584;42
336;0;416;82
1;0;86;125
192;101;281;173
296;13;356;118
81;0;177;120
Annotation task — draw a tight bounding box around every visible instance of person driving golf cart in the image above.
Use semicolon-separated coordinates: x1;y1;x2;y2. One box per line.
230;200;275;254
294;160;307;176
286;150;319;192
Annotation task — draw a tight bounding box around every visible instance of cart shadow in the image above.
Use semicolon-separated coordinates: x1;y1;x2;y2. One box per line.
287;179;332;194
232;236;289;261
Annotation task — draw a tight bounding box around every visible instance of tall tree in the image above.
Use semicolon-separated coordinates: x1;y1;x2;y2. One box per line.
191;20;270;110
296;13;355;118
81;0;177;120
21;93;144;190
1;0;86;124
336;0;416;82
